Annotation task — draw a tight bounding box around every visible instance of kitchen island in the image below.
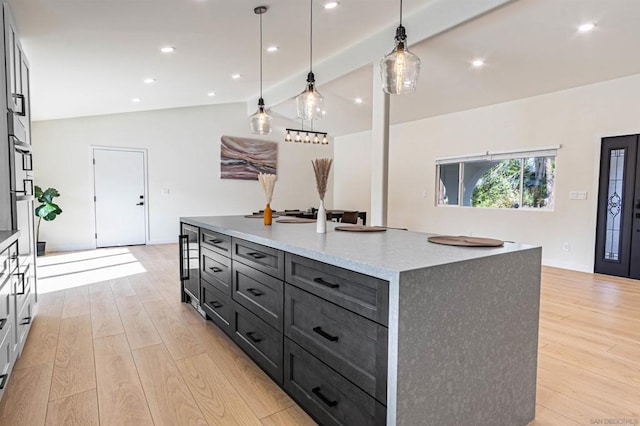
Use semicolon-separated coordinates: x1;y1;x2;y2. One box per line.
180;215;541;426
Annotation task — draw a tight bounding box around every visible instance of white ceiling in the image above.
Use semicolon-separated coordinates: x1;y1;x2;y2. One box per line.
9;0;640;137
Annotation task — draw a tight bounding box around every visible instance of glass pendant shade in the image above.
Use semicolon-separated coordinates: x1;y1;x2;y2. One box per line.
381;25;421;95
296;73;325;121
249;99;272;135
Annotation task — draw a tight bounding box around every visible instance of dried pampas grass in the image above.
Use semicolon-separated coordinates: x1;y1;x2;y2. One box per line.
312;158;333;201
258;173;277;203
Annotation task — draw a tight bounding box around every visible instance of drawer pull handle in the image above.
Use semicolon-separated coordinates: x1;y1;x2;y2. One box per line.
21;316;31;325
0;318;6;330
247;252;267;259
246;288;264;297
313;277;339;289
209;239;224;244
209;266;223;273
245;331;262;343
313;326;339;342
0;374;7;390
210;301;223;309
312;386;337;407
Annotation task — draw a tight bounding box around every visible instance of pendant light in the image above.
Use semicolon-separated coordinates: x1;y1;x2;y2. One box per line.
249;6;272;134
380;0;421;94
296;0;325;120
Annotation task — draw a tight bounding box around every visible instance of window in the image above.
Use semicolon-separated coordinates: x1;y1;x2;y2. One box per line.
436;147;557;210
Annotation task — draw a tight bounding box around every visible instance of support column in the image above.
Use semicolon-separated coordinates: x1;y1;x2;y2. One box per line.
370;64;390;227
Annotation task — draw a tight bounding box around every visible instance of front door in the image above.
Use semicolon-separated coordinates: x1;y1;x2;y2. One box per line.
594;135;640;279
93;148;147;248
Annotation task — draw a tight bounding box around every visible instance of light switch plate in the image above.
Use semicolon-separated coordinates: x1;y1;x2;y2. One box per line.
569;191;587;200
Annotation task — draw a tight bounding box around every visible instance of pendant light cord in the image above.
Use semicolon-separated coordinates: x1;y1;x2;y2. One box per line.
399;0;403;26
259;11;263;98
309;0;313;73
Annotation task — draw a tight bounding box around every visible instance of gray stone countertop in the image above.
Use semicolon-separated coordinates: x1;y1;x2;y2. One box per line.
181;216;539;280
0;230;19;253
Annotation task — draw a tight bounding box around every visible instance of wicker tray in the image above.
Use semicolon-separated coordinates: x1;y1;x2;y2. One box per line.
427;235;504;247
276;218;316;223
335;225;387;232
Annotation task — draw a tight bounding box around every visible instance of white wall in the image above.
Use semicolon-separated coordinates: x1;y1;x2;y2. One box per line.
335;73;640;272
33;102;333;251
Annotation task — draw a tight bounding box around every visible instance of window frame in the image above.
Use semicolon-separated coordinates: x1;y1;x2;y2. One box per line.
435;146;559;211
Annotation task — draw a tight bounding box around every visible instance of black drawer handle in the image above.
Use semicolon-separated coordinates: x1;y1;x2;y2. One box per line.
312;386;337;407
210;301;223;309
313;326;339;342
246;288;264;297
245;331;262;343
208;239;224;244
209;266;223;273
247;252;267;259
313;277;339;289
0;318;6;330
21;316;31;325
0;374;7;390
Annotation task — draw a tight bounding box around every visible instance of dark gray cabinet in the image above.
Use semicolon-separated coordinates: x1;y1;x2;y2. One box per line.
284;339;386;426
180;225;389;425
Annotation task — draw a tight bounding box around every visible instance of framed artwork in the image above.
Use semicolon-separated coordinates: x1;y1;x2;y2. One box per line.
220;135;277;180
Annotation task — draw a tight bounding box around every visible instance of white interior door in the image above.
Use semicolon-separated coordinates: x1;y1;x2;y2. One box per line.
93;148;146;247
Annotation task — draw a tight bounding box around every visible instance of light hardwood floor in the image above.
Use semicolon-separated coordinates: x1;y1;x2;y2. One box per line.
0;244;638;425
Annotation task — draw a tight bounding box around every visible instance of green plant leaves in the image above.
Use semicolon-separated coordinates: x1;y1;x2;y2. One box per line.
34;185;62;221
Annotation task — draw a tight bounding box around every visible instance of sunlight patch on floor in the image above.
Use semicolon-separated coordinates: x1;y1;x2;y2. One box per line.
37;247;147;293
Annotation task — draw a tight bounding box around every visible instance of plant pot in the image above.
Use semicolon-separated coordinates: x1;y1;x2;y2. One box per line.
37;241;46;256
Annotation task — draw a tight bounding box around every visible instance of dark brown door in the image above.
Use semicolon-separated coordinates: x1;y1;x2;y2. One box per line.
594;135;640;278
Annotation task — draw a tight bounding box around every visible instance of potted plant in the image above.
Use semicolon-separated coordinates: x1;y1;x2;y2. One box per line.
34;186;62;256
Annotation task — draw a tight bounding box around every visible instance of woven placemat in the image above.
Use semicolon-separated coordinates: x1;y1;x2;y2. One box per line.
276;218;316;223
427;235;504;247
244;214;280;219
335;225;387;232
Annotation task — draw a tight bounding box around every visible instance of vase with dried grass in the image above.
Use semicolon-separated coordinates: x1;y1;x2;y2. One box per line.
258;173;277;225
312;158;333;233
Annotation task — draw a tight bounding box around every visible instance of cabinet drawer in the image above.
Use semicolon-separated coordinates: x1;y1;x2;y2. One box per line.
233;238;284;280
284;340;386;426
285;284;387;402
286;253;389;326
14;263;31;315
0;278;11;346
200;229;232;257
232;304;283;384
0;326;12;400
1;243;18;281
233;261;283;331
201;281;233;335
201;247;232;296
15;292;32;354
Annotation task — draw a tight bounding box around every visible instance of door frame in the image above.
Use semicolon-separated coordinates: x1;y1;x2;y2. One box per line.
90;146;149;248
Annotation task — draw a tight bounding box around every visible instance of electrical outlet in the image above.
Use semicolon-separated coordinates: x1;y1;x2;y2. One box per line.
422;190;428;198
162;188;170;195
562;242;570;252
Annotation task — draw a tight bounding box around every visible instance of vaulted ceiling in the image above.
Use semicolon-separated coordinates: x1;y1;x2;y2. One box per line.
9;0;640;136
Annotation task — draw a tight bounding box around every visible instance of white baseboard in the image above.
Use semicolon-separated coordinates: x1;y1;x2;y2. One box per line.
542;259;593;273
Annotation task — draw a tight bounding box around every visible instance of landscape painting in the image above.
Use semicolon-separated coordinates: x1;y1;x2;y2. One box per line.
220;135;277;180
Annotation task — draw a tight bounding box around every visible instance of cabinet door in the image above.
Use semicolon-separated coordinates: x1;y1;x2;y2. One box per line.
3;4;18;110
17;47;30;141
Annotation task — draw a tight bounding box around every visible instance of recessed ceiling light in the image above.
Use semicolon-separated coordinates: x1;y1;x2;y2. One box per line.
324;1;339;9
207;92;216;97
160;46;175;53
143;78;156;84
354;97;363;104
131;98;141;103
578;22;596;33
231;74;241;79
472;59;485;68
267;46;279;53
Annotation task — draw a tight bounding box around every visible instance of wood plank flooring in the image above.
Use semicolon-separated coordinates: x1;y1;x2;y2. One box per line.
0;243;638;425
